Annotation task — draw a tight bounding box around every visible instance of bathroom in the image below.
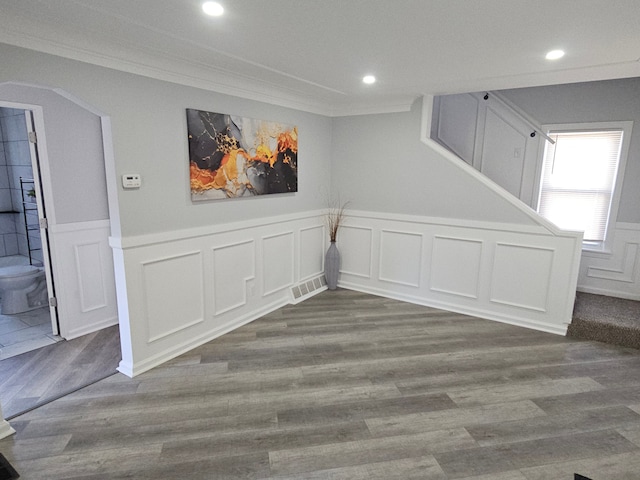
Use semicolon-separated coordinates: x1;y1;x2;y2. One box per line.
0;106;57;359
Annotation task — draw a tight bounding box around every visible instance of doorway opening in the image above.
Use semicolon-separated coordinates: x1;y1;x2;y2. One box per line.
0;83;121;422
0;106;58;360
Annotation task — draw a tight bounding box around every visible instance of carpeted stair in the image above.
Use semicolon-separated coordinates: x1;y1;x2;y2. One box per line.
567;292;640;349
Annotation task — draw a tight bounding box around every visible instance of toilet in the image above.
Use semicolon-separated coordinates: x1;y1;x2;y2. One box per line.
0;265;48;315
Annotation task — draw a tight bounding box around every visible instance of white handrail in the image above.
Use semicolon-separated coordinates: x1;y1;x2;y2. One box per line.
485;91;556;145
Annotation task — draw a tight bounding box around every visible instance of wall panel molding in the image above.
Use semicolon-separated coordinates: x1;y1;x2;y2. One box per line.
114;213;326;377
430;236;482;298
74;241;108;313
337;211;581;336
262;231;295;296
111;210;582;377
50;220;118;340
212;240;255;315
578;223;640;300
339;225;373;278
586;242;638;283
142;250;205;343
490;243;554;312
299;225;324;281
379;230;423;287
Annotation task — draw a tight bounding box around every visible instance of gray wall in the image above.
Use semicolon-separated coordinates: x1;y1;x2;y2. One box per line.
1;41;537;240
501;78;640;224
0;43;332;237
0;83;109;226
330;99;538;225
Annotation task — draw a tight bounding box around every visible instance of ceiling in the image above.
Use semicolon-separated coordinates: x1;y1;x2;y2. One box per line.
1;0;639;116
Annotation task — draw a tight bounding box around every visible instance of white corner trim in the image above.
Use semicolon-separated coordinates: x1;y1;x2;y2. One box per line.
0;418;16;440
110;210;326;249
117;297;288;377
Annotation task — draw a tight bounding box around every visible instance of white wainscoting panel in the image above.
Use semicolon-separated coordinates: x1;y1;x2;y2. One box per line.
490;243;554;312
111;211;327;377
262;232;295;296
430;236;482;298
75;241;107;312
142;251;204;343
213;240;255;315
110;209;583;377
338;211;582;336
578;223;640;300
379;230;423;287
339;226;373;278
49;220;118;340
299;225;324;281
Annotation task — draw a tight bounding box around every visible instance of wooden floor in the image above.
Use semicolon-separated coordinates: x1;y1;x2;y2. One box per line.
1;289;640;479
0;325;121;419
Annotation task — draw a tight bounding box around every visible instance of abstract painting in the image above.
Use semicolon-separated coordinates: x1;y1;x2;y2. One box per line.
187;109;298;201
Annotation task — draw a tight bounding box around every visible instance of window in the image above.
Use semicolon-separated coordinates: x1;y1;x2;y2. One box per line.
536;122;632;251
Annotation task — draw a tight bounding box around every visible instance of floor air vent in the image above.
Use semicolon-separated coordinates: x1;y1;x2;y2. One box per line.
291;275;327;303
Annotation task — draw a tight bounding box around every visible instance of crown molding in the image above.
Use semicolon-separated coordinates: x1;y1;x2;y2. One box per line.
0;29;414;118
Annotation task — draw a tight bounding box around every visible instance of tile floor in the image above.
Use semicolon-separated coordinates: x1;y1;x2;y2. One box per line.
0;307;61;360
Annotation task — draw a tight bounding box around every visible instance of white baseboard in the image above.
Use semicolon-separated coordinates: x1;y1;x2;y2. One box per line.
340;282;568;336
65;316;119;341
118;298;289;378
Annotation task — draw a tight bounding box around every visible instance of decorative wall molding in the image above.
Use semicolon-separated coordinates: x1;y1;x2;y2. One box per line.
430;236;483;299
299;225;325;282
578;223;640;300
262;232;295;296
213;240;255;315
490;243;554;312
339;226;373;278
49;219;118;340
74;241;108;313
587;242;638;283
113;213;327;377
339;210;582;336
110;206;584;377
142;251;205;343
379;230;423;287
110;210;326;249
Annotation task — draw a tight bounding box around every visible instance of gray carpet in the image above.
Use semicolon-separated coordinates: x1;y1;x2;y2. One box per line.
568;292;640;349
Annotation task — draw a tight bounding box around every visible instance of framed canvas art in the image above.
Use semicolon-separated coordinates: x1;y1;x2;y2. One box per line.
187;109;298;201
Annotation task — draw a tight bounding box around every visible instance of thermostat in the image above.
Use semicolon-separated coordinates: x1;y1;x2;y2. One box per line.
122;174;141;189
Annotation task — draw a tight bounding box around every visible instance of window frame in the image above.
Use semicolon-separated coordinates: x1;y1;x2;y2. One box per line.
533;121;633;254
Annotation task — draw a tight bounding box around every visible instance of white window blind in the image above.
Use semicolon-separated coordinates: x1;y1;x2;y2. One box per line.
537;129;623;243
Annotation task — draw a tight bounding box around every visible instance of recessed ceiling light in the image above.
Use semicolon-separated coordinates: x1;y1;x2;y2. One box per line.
545;49;565;60
202;2;224;16
362;75;376;85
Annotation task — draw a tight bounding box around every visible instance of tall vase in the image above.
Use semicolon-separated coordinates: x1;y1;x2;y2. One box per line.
325;241;340;290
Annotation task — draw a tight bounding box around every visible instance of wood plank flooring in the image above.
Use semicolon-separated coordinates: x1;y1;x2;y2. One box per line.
0;325;120;418
1;289;639;479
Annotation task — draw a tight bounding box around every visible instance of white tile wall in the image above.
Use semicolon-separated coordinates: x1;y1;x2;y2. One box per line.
3;234;18;256
0;108;39;264
5;142;31;168
0;114;28;142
